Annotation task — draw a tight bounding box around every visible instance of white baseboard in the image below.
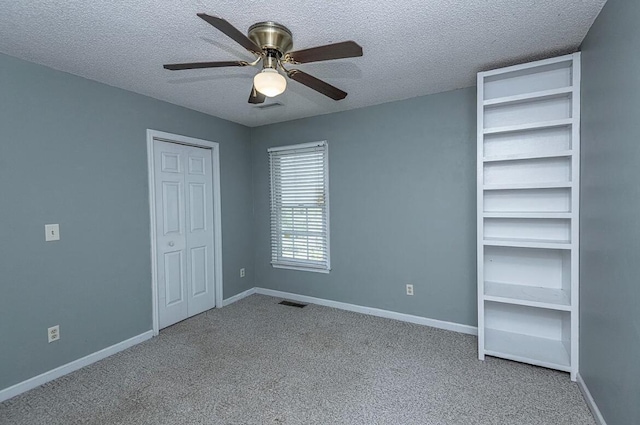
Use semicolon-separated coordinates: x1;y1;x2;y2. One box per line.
254;287;478;336
577;373;608;425
0;330;153;403
221;287;256;307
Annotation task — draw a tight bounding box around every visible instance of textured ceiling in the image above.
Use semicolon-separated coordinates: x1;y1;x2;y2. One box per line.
0;0;606;127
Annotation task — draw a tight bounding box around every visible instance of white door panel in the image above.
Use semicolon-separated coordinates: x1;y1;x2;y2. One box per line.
154;141;215;329
161;152;181;173
155;141;188;329
190;246;208;297
164;250;185;305
184;146;215;317
188;183;206;232
162;182;182;234
188;156;205;175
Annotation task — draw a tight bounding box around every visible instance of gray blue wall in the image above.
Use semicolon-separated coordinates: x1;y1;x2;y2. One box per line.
251;88;477;326
0;53;254;391
580;0;640;423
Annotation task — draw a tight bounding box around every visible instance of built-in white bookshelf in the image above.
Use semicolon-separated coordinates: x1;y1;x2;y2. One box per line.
477;53;580;381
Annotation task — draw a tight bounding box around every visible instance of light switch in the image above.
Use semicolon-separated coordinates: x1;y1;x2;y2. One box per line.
45;224;60;241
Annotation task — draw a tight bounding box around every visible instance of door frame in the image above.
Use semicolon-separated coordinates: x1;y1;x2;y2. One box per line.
146;129;223;336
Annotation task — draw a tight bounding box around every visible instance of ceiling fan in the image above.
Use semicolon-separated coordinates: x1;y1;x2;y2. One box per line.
163;14;363;104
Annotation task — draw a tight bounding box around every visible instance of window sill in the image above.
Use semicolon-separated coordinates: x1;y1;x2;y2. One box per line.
272;264;331;274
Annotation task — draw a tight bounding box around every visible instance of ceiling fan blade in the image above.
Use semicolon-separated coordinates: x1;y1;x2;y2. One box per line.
286;41;363;64
248;85;266;104
163;61;249;70
287;69;347;100
197;13;262;54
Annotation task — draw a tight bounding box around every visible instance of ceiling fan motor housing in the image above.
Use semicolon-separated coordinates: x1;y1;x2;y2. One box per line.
248;22;293;57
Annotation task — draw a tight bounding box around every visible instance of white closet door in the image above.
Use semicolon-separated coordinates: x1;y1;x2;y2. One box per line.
155;141;188;329
154;141;215;329
184;145;215;317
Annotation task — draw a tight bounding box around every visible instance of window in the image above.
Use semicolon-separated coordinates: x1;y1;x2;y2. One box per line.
269;141;330;272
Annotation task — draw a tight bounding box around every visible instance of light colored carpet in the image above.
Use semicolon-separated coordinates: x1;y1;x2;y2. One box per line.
0;294;595;424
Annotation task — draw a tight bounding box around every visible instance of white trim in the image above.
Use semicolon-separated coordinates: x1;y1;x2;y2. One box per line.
478;53;577;78
0;331;153;403
272;264;331;274
476;68;486;360
211;144;224;309
146;129;224;335
324;141;331;271
570;51;581;381
221;288;256;307
577;374;608;425
254;288;478;335
268;140;326;152
146;133;159;334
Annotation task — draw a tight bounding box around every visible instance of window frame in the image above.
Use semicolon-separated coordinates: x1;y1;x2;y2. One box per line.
268;141;330;273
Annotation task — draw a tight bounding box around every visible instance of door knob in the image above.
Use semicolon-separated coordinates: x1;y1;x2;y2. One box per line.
168;241;175;247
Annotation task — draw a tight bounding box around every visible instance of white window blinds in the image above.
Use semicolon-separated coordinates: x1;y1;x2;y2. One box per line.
268;141;330;272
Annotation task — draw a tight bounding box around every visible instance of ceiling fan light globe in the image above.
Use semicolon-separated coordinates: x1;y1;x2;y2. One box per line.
254;69;287;97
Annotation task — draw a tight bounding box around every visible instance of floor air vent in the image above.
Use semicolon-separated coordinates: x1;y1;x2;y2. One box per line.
279;300;307;308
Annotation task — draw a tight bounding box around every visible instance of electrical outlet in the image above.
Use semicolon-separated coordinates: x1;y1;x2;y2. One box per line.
406;284;414;296
48;325;60;343
240;268;246;278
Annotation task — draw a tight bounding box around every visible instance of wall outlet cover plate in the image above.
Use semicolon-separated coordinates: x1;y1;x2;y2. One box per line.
45;224;60;241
